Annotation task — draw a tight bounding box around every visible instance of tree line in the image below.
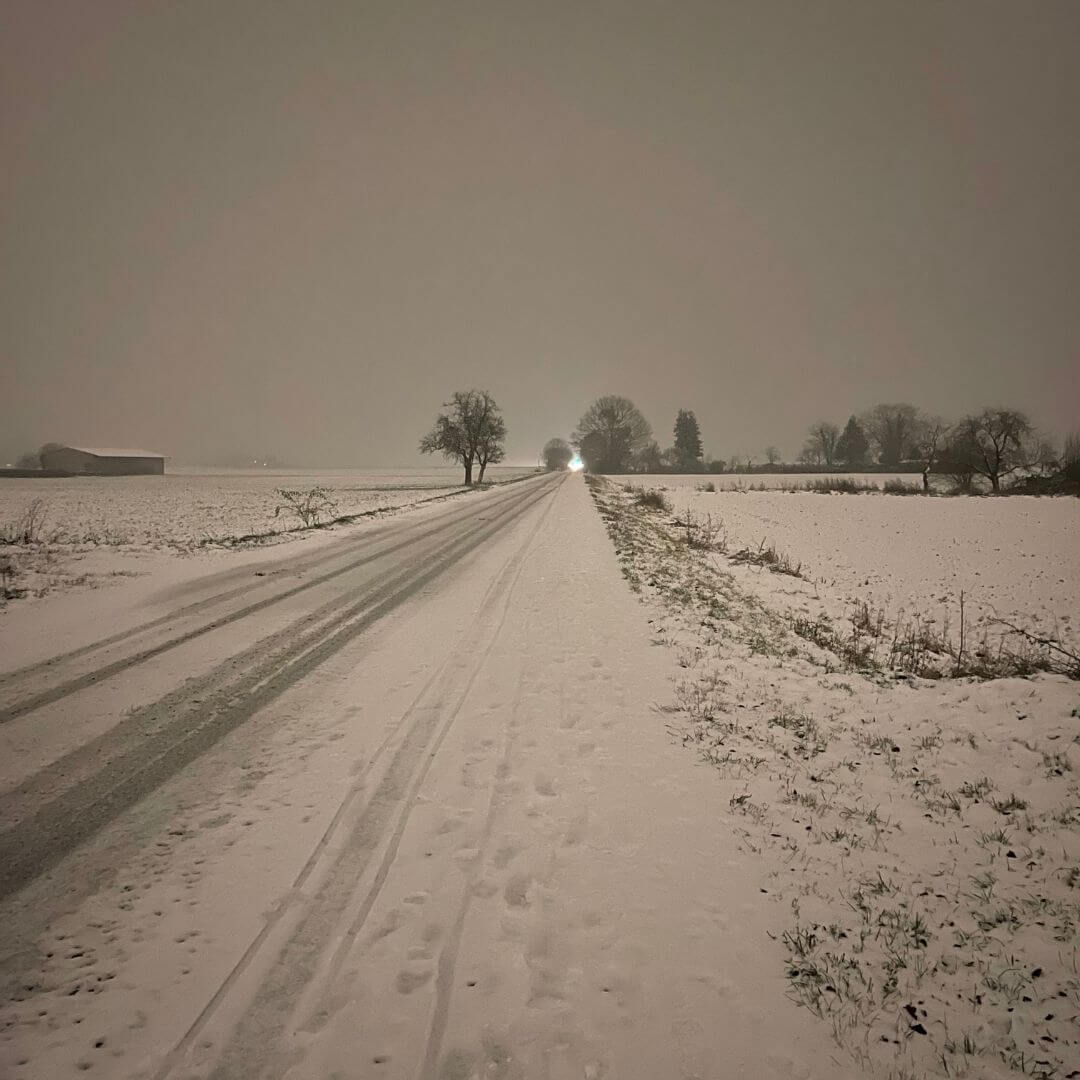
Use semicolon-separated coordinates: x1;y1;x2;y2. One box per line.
796;404;1064;492
552;396;1076;495
419;390;1076;495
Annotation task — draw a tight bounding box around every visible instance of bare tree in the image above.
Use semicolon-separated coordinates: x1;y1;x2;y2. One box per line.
764;445;781;466
420;389;506;485
939;427;979;493
804;422;840;467
1064;430;1080;470
542;437;573;471
911;416;949;492
475;401;507;483
631;440;663;473
862;403;920;466
953;407;1033;493
1031;434;1061;478
572;396;652;473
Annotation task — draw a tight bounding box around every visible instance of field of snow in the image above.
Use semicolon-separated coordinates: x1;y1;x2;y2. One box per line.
613;474;1080;649
0;466;536;548
0;466;538;604
590;477;1080;1077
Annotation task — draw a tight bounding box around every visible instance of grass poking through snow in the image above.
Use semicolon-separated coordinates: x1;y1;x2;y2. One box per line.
587;475;1080;1080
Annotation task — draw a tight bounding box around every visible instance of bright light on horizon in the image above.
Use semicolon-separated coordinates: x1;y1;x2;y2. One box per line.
568;456;584;472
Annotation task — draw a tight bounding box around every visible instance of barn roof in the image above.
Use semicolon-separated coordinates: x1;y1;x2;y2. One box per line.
67;446;164;459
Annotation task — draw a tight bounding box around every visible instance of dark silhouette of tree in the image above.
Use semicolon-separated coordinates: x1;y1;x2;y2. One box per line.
1062;430;1080;483
542;438;573;471
673;409;703;471
573;396;652;473
475;406;507;483
1064;431;1080;470
835;416;870;467
419;389;506;485
631;440;663;473
939;427;980;493
912;416;950;492
15;450;40;469
803;422;840;467
953;407;1033;492
862;404;920;467
764;446;782;466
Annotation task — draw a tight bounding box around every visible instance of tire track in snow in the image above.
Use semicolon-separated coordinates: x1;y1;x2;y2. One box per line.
0;477;553;724
0;477;561;900
181;484;557;1080
416;667;524;1080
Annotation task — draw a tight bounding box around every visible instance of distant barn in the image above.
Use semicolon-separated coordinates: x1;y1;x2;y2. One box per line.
40;446;165;476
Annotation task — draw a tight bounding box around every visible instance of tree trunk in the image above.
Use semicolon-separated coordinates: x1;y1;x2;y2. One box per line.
922;469;930;492
990;473;1000;493
464;459;473;485
477;461;487;483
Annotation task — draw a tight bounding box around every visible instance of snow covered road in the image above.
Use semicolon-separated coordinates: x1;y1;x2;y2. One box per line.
1;475;846;1080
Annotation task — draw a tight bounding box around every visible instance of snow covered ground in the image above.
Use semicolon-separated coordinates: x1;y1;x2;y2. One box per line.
2;472;1076;1080
590;477;1080;1078
0;467;537;604
0;467;535;548
612;474;1080;652
0;475;851;1080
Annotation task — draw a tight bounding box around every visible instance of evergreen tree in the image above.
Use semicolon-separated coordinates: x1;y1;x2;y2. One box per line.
835;415;870;467
673;409;703;470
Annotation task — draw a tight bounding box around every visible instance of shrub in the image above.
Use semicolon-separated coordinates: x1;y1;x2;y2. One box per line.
0;555;20;599
672;508;728;551
634;488;670;512
883;478;920;495
801;477;878;494
730;537;803;577
274;487;339;528
2;499;50;544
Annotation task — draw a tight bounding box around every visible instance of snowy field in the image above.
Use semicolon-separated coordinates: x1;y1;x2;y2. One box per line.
590;478;1080;1077
613;473;1080;649
0;466;537;603
0;466;535;548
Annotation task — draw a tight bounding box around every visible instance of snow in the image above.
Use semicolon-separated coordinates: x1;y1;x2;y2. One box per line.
0;467;537;605
588;477;1080;1077
2;473;1077;1080
0;467;535;548
613;474;1080;650
0;476;850;1080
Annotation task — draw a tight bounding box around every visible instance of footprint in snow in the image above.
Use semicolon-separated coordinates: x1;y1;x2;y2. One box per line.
395;968;433;994
534;773;556;797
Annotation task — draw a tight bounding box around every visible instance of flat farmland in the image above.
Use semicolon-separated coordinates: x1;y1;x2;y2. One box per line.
612;474;1080;649
0;466;538;604
0;466;536;548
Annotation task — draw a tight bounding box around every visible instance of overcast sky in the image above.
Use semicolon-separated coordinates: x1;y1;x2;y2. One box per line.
3;1;1078;465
